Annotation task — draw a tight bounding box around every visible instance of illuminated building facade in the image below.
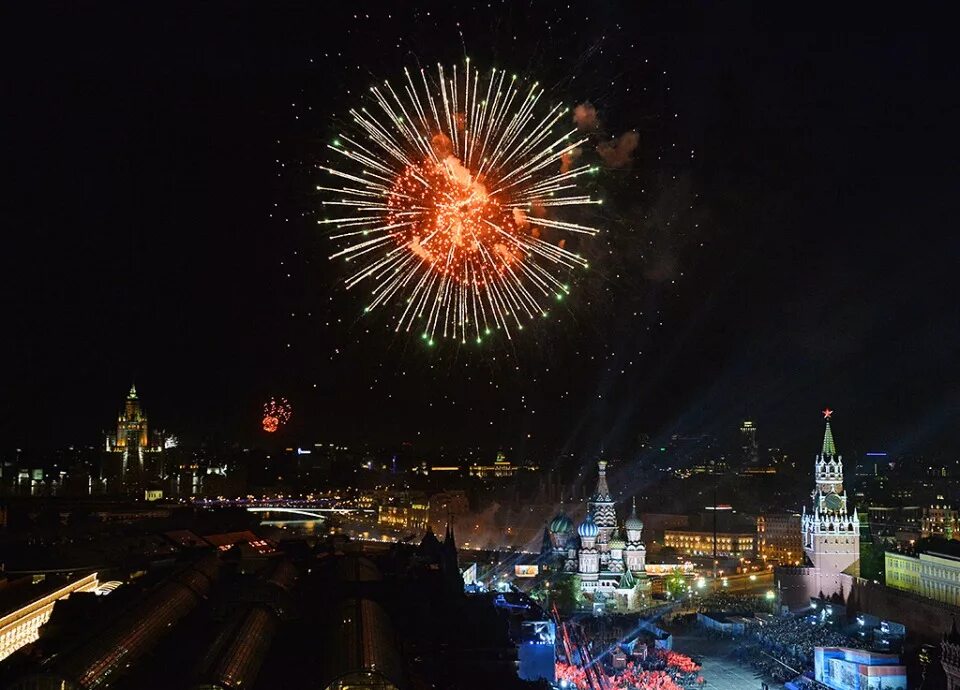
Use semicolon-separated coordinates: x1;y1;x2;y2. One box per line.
922;503;958;540
468;451;538;478
885;549;960;606
0;572;99;661
105;385;163;490
377;496;429;532
663;529;755;559
541;461;650;611
757;513;803;565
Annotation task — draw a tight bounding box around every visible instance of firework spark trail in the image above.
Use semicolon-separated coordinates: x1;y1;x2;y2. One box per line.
321;60;602;344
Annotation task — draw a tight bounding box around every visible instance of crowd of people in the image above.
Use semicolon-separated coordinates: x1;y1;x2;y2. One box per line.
731;614;859;682
554;646;703;690
555;653;705;690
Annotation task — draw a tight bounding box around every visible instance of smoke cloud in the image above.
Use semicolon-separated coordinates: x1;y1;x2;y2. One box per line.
597;130;639;168
573;102;599;130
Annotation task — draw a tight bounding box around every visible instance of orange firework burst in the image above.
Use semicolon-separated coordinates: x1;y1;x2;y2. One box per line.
320;60;601;344
262;397;291;433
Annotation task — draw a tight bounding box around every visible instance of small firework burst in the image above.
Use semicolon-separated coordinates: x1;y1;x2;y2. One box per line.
262;397;291;432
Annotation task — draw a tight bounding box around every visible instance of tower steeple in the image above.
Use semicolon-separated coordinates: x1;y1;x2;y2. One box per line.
821;408;836;457
593;460;612;501
588;461;616;545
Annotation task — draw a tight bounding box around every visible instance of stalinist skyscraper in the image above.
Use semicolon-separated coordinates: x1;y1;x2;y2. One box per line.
105;385;162;491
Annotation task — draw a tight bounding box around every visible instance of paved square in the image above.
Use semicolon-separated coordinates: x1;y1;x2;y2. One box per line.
672;631;787;690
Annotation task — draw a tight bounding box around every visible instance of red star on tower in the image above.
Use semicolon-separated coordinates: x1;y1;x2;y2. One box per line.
822;408;833;420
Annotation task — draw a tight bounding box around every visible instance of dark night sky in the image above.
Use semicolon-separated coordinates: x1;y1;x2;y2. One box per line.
3;3;958;461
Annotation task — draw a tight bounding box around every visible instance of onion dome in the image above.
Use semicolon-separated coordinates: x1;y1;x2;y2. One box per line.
608;530;626;550
625;497;643;531
549;513;574;534
578;512;599;539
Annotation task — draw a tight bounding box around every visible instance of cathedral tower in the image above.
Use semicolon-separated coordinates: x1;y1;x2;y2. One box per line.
577;512;600;586
588;460;616;550
623;497;647;576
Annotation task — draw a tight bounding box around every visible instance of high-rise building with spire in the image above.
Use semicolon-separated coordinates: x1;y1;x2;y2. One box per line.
105;384;163;492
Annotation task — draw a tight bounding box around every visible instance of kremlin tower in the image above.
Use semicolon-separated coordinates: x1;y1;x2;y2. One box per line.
801;409;860;578
777;409;862;609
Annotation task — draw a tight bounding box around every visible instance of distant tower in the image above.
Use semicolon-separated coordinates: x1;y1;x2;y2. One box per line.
623;498;647;576
588;460;617;550
105;384;160;491
801;409;860;576
577;513;600;587
740;420;759;465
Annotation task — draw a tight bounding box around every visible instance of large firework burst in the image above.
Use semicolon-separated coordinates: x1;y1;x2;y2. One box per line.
320;60;600;344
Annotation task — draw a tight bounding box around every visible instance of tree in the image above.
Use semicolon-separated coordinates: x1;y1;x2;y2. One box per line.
665;568;688;599
551;574;584;612
858;539;885;583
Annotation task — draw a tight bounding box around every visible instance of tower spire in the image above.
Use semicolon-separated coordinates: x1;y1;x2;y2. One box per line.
593;460;611;501
821;408;837;457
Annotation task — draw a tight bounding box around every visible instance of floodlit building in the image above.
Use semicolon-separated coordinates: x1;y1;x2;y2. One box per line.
663;528;756;559
540;461;651;611
885;548;960;606
922;503;959;540
377;494;429;532
7;555;219;690
0;572;99;661
757;513;803;565
468;451;536;478
104;384;163;490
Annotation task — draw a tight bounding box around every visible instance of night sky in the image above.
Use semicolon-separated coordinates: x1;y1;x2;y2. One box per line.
4;3;958;460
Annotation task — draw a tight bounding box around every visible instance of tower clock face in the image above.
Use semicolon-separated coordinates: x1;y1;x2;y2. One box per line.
825;493;843;512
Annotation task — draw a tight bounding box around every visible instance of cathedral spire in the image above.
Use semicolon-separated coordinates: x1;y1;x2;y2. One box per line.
821;408;837;457
593;460;612;501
